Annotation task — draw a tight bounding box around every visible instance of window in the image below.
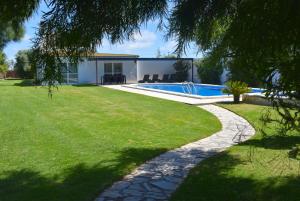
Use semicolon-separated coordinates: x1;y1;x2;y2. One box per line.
104;63;113;74
105;63;123;75
60;63;68;73
68;73;78;83
60;63;68;83
69;63;78;73
68;63;78;83
114;63;123;75
60;63;78;84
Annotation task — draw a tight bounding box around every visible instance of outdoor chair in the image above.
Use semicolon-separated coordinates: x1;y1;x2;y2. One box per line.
102;74;126;84
138;74;150;83
159;74;169;82
169;74;176;82
103;74;114;84
149;74;160;83
113;74;123;84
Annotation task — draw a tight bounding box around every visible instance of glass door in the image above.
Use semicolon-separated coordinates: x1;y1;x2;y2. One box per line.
68;63;78;83
60;63;78;84
104;63;113;75
113;63;123;75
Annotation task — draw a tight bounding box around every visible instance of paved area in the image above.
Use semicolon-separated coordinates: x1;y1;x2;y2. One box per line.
95;104;255;201
104;85;233;105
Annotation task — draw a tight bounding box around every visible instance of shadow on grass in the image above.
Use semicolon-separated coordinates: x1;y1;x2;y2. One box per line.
171;152;300;201
2;145;299;201
241;135;300;150
13;79;35;87
72;84;98;87
0;147;167;201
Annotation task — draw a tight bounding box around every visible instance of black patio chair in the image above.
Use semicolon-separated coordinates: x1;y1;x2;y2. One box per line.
138;74;150;83
118;74;126;84
149;74;160;83
169;74;176;82
122;74;126;84
159;74;169;82
103;74;113;84
113;74;123;84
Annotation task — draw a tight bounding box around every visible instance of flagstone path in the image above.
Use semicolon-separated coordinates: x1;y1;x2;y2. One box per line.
96;104;255;201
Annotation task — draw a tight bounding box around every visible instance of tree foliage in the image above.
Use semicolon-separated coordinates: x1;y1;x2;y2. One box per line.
32;0;167;86
0;0;39;49
0;52;9;76
163;54;177;59
195;57;223;85
228;59;262;88
168;0;300;131
173;60;191;82
14;50;35;79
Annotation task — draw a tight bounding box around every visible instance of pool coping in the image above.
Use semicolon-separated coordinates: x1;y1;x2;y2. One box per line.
124;83;263;100
103;85;234;105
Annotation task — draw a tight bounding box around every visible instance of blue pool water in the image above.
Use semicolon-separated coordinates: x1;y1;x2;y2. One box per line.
139;84;263;97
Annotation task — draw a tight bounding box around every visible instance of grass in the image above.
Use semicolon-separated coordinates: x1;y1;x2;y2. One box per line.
171;103;300;201
0;80;221;201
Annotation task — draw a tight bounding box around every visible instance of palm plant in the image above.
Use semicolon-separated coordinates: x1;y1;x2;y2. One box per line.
223;81;251;103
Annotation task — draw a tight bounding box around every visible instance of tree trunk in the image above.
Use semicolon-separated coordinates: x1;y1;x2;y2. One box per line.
233;94;240;103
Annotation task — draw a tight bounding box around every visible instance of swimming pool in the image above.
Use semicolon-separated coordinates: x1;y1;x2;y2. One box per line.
137;83;263;97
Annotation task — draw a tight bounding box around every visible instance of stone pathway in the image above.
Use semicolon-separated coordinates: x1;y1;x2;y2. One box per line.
95;105;255;201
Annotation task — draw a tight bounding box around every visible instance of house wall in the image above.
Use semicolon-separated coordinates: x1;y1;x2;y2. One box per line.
78;59;137;84
78;59;97;83
37;58;200;84
220;68;230;84
137;59;199;82
189;63;200;83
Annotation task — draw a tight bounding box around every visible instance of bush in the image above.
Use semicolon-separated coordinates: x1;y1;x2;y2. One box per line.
14;50;35;79
195;58;223;85
228;60;262;87
223;81;251;103
0;52;8;78
173;60;191;82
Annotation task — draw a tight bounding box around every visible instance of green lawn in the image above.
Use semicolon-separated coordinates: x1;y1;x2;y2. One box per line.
171;103;300;201
0;80;221;201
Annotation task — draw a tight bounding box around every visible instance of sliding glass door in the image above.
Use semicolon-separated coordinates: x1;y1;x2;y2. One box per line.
104;63;123;75
68;63;78;83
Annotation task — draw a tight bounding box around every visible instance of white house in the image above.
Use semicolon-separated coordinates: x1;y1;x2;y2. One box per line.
38;53;199;84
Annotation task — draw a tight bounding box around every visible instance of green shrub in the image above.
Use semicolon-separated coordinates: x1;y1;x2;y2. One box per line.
0;52;8;78
195;58;223;84
228;60;262;87
173;60;191;82
223;81;251;103
14;50;35;79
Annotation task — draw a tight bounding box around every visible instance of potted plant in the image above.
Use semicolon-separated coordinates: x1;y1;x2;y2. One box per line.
223;81;251;103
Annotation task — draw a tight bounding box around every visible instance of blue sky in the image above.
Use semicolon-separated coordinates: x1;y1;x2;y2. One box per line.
3;3;201;61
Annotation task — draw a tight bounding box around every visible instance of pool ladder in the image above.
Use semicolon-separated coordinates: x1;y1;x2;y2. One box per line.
182;82;197;94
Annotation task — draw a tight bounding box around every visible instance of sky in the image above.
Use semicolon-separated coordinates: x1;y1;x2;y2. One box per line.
3;2;201;62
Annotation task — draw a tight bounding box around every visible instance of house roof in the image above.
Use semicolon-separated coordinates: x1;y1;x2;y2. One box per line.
91;53;139;58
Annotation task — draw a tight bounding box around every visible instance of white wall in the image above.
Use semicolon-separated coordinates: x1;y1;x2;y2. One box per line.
137;59;198;82
78;59;97;83
49;58;199;84
220;68;230;84
188;63;200;83
78;59;137;84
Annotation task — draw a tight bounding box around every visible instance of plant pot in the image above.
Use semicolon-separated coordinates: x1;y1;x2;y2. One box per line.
233;94;240;103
